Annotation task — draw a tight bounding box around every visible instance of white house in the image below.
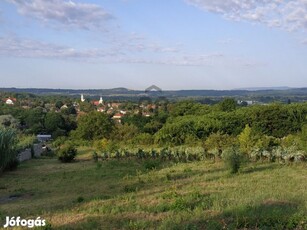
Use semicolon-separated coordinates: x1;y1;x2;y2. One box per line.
5;98;16;105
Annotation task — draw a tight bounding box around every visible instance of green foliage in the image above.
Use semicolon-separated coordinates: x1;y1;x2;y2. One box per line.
0;115;20;129
23;107;45;134
205;132;237;157
238;124;256;155
122;114;151;132
222;147;243;174
79;101;95;112
169;100;208;116
0;128;17;173
44;112;66;136
55;101;64;109
52;136;69;148
112;123;139;142
155;117;200;145
143;159;161;170
131;133;154;146
72;112;114;141
57;143;77;163
299;124;307;151
248;104;306;138
92;151;98;162
16;134;36;152
218;98;237;112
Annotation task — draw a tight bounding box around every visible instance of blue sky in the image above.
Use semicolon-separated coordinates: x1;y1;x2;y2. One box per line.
0;0;307;90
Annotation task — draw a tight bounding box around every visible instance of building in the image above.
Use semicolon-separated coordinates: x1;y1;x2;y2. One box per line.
81;94;85;102
4;97;17;105
99;96;104;105
37;134;52;142
92;96;104;106
112;113;124;123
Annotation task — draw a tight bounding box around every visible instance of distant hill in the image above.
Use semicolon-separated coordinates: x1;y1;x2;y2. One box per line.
1;87;307;103
234;86;292;91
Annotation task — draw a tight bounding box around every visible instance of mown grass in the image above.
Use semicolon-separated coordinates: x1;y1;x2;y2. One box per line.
0;150;306;229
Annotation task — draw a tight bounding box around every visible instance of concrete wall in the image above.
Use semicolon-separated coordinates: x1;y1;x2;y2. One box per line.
17;149;31;162
33;143;43;157
17;143;44;162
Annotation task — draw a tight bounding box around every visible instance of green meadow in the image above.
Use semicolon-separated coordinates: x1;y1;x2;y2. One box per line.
0;149;306;229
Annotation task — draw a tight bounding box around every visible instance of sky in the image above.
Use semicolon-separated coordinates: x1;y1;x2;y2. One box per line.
0;0;307;90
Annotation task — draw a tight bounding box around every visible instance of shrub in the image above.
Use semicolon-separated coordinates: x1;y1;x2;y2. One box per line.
0;129;18;173
92;151;98;162
143;159;160;170
57;144;77;163
222;147;242;174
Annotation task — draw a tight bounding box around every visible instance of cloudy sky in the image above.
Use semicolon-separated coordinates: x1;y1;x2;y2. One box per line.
0;0;307;90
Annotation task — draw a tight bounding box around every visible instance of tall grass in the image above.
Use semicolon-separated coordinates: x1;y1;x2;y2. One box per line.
0;129;17;173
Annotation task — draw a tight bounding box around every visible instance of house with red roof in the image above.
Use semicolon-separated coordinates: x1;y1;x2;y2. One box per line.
3;97;17;105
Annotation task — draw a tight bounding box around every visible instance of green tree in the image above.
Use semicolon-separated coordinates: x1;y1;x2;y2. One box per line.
44;112;65;133
238;124;256;155
23;108;45;134
112;123;139;142
55;101;64;109
205;132;236;157
72;112;114;140
79;101;95;112
218;98;237;112
0;115;20;129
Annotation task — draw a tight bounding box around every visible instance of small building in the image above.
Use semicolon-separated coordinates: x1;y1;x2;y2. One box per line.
97;107;105;112
81;94;85;102
92;97;104;106
37;134;52;142
110;103;121;109
112;113;124;123
4;97;17;105
143;112;151;117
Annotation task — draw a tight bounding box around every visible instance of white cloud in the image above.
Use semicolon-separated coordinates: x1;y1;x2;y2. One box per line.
185;0;307;32
0;35;227;66
6;0;113;30
0;36;117;59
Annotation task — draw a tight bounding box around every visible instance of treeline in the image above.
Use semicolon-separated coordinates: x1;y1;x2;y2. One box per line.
0;101;77;138
1;96;307;167
55;99;307;163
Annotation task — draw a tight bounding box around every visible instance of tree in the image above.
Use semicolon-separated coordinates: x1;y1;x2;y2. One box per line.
169;100;206;117
73;112;114;140
55;101;64;109
205;132;236;157
0;115;20;129
238;124;256;155
44;112;65;133
79;101;95;113
112;123;139;142
57;143;77;163
218;98;237;112
23;108;45;134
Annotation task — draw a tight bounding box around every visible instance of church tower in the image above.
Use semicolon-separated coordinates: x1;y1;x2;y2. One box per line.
81;94;85;102
99;96;104;105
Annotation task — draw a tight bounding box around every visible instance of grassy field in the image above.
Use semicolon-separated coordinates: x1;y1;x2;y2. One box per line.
0;149;306;229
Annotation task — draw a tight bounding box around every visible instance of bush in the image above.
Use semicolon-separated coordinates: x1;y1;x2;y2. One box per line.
222;147;242;174
92;151;98;162
143;159;160;170
0;129;18;173
57;144;77;163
